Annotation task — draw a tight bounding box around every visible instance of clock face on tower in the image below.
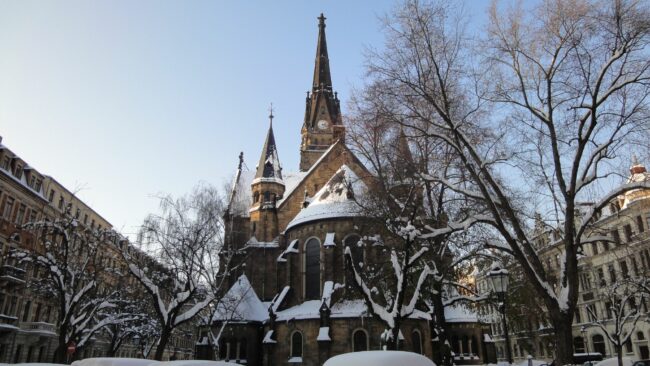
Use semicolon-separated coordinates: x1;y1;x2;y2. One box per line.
317;119;329;130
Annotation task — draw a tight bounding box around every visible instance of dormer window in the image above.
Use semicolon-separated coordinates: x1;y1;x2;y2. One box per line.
1;157;9;170
13;164;22;179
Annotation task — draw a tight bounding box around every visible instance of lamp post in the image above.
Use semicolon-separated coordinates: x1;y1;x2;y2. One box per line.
488;265;512;365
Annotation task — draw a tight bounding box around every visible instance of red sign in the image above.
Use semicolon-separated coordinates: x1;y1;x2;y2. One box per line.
67;342;76;354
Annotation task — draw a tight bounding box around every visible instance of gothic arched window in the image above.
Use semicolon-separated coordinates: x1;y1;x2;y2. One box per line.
291;331;303;358
353;329;368;352
412;330;422;354
305;238;320;300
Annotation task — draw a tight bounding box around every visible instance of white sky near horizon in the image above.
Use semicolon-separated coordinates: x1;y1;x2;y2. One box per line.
0;0;554;240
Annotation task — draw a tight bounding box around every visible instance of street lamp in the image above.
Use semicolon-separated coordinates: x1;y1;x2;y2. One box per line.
488;264;512;365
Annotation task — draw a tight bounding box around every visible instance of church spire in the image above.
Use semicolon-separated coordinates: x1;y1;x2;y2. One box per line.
313;13;332;90
255;107;282;180
300;13;344;171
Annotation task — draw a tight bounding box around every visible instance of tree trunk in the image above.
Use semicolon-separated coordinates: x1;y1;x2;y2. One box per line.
154;326;172;361
551;313;574;366
431;290;453;366
616;345;623;366
53;331;68;364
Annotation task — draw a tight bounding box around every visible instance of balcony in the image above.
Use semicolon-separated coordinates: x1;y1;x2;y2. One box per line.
0;264;26;285
0;314;19;333
20;321;56;336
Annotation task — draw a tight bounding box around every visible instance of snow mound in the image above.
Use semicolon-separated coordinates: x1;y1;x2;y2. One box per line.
13;363;68;366
71;358;158;366
157;361;240;366
286;165;366;230
595;357;633;366
324;351;436;366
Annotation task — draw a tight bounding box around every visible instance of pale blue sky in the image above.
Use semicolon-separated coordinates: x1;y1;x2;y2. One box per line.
0;1;494;238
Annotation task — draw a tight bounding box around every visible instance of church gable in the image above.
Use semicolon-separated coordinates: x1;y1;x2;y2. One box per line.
276;141;371;232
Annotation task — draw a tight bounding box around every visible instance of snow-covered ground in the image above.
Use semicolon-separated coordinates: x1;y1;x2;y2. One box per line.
323;351;436;366
595;357;634;366
69;359;239;366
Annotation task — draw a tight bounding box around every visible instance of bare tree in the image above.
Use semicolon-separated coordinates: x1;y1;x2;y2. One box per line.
585;279;646;366
344;117;489;356
357;0;650;363
121;183;226;360
11;212;120;363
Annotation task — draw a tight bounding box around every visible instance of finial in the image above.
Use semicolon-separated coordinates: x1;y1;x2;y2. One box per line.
318;13;326;27
632;153;639;166
238;152;244;170
269;103;274;126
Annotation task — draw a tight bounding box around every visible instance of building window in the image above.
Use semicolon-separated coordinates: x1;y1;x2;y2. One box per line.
592;334;606;356
290;331;303;359
353;329;368;352
2;197;14;219
591;242;599;255
637;216;645;233
638;331;645;341
620;260;629;279
586;303;598;322
574;337;585;353
15;204;26;225
48;190;54;202
58;197;64;210
21;301;31;322
608;265;617;283
412;330;422;354
597;268;606;287
304;238;320;300
624;224;633;242
611;229;621;246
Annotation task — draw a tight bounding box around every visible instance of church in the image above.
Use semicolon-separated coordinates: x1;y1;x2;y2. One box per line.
195;14;495;366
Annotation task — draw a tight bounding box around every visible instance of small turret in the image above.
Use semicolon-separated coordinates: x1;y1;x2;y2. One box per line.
250;107;285;242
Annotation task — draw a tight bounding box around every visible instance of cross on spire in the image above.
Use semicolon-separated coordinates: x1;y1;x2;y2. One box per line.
269;103;274;125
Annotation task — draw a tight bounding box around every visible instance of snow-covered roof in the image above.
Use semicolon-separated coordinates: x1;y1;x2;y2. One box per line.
444;304;478;323
211;275;268;323
245;236;279;249
275;300;321;321
276;171;307;206
276;142;339;209
286;165;366;230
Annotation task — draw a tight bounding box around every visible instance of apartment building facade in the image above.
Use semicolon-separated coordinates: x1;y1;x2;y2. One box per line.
476;158;650;363
0;136;195;362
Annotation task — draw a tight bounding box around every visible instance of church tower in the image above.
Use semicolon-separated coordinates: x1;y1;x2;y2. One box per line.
299;13;344;171
249;110;284;242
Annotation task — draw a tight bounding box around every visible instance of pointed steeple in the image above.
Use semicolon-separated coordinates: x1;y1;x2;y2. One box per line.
255;108;282;180
313;13;332;90
300;13;344;171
